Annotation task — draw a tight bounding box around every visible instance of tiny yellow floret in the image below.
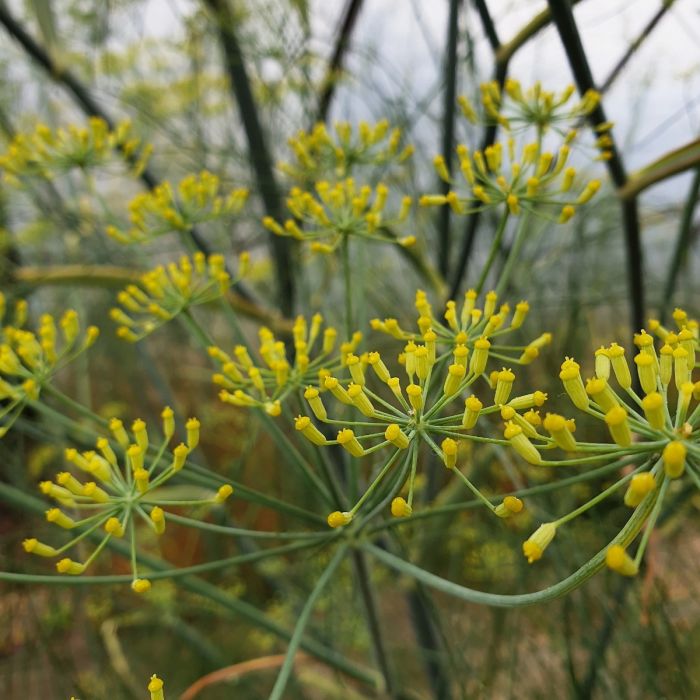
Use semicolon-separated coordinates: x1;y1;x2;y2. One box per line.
391;497;413;518
605;545;638;576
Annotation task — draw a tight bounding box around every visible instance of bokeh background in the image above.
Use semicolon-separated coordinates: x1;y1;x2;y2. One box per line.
0;0;699;698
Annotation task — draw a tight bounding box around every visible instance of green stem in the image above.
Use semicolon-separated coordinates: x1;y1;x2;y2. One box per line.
362;488;656;608
495;210;531;296
268;544;348;700
342;234;353;338
475;209;509;294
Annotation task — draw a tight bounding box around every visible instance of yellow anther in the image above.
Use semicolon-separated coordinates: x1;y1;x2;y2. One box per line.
604;406;632;447
462;395;482;429
336;428;364;457
624;472;656;507
391;496;413;517
294;416;327;446
494;495;523;518
605;545;638;576
406;384;423;413
543;413;577;452
105;517;125;537
663;441;686;478
385;423;410;449
132;579;152;594
327;510;353;528
504;422;542;465
441;438;458;468
522;523;557;563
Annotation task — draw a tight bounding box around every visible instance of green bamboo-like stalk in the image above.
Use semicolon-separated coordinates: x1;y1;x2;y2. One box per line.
546;0;645;335
436;0;461;279
202;0;295;318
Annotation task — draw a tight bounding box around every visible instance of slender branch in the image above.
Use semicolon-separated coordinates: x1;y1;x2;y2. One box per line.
600;0;677;95
472;0;500;51
202;0;295;317
316;0;365;123
351;549;399;698
546;0;645;333
437;0;462;278
269;545;348;700
618;138;700;200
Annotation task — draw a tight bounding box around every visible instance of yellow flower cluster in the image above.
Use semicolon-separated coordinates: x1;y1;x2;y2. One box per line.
215;314;360;415
106;170;249;244
459;80;601;137
24;408;233;591
0;117;151;182
278;120;414;182
421;136;601;222
507;308;699;572
293;307;542;523
0;295;99;437
371;288;551;367
111;252;247;342
263;179;415;252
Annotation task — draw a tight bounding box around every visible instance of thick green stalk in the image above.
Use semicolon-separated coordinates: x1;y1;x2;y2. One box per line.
202;0;294;317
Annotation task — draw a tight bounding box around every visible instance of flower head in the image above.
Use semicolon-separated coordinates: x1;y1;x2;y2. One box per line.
24;408;232;589
0;296;99;437
111;252;247;341
263;179;415;252
215;313;359;414
106;170;248;244
278;120;413;182
421;137;600;223
371;289;551;368
505;308;699;570
292;323;538;522
477;80;600;136
0;117;150;182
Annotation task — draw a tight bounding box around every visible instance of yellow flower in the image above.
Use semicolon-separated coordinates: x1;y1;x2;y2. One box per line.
371;289;550;372
278;120;413;182
0;296;99;437
215;313;356;413
0;117;150;180
112;252;246;341
263;178;414;252
24;409;233;589
106;170;248;244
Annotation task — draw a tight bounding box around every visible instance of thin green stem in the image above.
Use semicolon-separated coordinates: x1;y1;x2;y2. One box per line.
342;234;353;338
475;209;509;294
268;544;348;700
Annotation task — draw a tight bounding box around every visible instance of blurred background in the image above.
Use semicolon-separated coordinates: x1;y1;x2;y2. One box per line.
0;0;699;697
